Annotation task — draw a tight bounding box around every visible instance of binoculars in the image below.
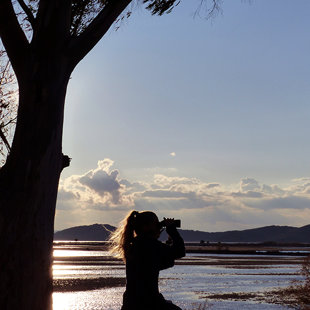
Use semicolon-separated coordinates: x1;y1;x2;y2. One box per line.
159;219;181;228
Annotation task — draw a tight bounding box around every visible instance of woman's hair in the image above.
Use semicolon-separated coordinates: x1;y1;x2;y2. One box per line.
109;210;158;261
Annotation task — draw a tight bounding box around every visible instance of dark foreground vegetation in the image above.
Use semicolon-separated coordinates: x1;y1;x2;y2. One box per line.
274;255;310;309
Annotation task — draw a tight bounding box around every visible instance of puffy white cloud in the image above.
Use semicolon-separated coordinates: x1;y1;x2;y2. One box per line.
59;159;135;209
55;159;310;231
79;170;121;203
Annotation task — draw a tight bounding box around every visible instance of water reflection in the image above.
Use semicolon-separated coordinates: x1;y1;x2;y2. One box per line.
53;245;303;310
54;249;110;257
53;288;123;310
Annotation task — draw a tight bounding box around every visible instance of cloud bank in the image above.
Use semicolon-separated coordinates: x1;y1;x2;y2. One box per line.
55;159;310;231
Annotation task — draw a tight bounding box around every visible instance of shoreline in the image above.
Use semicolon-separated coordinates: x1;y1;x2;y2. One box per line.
53;242;310;256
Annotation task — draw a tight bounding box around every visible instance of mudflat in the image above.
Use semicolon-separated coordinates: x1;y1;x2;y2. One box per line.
53;244;308;292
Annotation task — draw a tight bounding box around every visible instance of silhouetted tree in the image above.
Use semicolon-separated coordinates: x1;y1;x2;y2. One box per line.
0;1;220;309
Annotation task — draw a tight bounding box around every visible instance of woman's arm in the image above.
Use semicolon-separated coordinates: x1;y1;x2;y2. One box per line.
156;221;185;270
166;224;185;259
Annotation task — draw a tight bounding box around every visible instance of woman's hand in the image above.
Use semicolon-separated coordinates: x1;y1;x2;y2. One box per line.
163;218;179;236
163;218;176;228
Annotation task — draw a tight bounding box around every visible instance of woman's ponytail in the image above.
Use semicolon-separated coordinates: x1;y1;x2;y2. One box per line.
109;210;139;261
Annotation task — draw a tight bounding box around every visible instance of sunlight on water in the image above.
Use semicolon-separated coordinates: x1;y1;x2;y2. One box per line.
53;264;125;279
53;292;77;310
54;249;110;257
53;288;124;310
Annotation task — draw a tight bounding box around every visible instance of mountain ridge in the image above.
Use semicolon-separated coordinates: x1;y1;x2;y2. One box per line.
54;223;310;243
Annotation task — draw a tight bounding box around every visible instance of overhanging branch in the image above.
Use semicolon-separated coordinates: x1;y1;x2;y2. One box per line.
0;126;11;153
0;0;30;79
67;0;131;68
17;0;36;28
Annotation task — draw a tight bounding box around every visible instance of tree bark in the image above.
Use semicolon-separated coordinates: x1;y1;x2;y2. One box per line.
0;55;71;310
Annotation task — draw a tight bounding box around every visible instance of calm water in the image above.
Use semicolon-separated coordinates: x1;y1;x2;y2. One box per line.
53;246;304;310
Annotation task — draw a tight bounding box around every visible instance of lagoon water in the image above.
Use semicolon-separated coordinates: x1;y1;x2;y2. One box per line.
53;246;304;310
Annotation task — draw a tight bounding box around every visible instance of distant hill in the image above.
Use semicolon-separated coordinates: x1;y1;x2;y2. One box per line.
54;224;115;241
53;223;310;243
177;224;310;243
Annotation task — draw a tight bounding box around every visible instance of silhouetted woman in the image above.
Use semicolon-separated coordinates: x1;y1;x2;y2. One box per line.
110;210;185;310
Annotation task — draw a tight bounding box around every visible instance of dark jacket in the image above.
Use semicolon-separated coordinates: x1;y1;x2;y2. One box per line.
122;227;185;310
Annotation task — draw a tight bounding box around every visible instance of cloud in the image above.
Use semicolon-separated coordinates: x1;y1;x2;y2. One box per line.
57;188;77;201
240;178;260;192
59;159;135;209
205;183;220;189
79;169;121;203
56;159;310;231
153;174;200;188
119;179;146;193
232;191;264;198
261;184;285;196
56;188;79;211
248;196;310;210
142;190;196;199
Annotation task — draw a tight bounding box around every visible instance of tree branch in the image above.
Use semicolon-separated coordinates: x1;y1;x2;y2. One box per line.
0;59;11;84
2;117;17;128
17;0;36;28
0;126;11;153
67;0;131;68
194;0;222;19
0;0;30;80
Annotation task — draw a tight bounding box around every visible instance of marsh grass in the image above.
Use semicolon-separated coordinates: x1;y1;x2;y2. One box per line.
195;256;310;309
190;302;212;310
270;255;310;309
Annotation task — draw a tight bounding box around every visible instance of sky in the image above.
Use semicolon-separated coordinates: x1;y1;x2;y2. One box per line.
55;0;310;232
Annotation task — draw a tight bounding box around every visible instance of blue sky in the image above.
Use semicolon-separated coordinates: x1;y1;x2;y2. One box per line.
55;0;310;231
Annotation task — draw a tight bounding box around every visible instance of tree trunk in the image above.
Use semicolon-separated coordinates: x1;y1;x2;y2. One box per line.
0;56;71;310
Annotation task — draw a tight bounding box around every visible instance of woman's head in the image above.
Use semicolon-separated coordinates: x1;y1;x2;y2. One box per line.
131;211;160;237
109;210;160;261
